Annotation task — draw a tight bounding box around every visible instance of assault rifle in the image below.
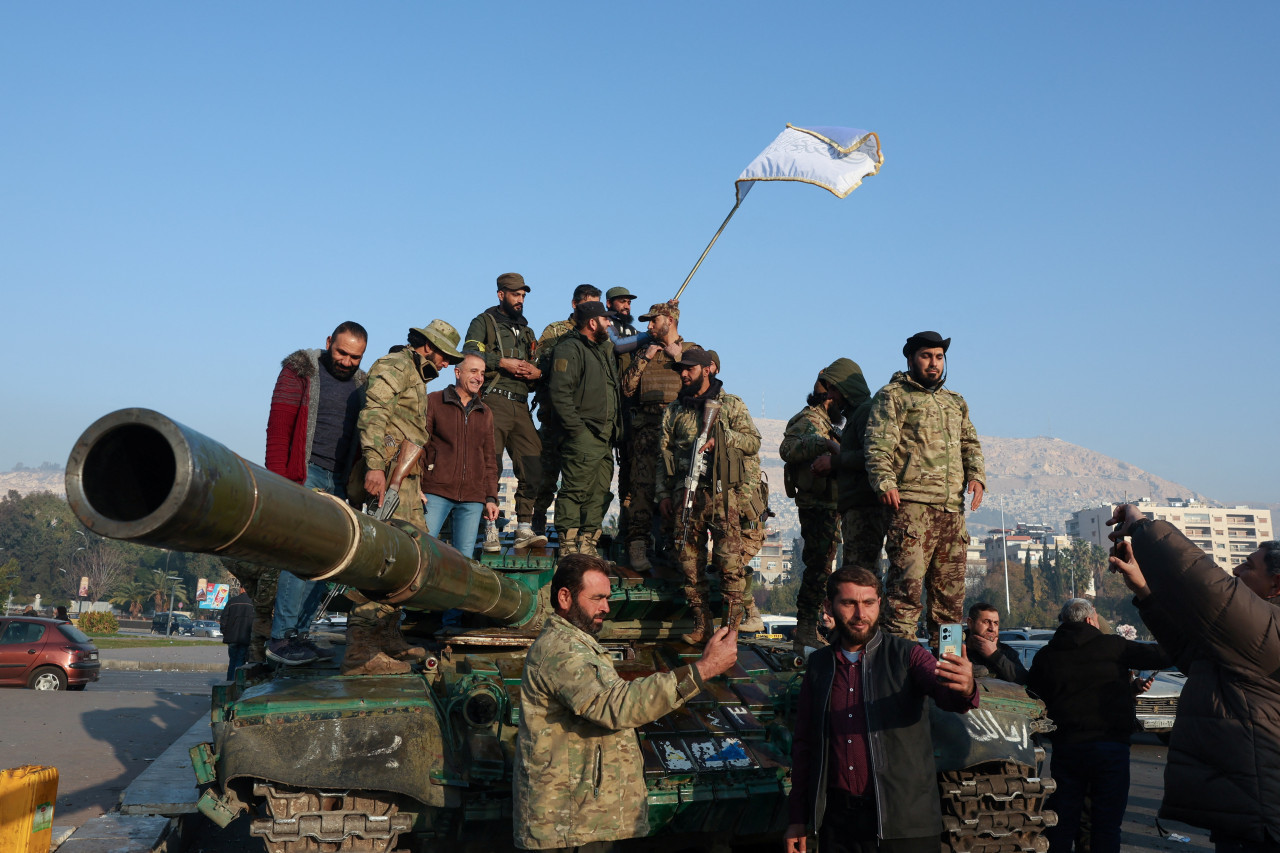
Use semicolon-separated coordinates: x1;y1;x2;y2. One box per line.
370;439;425;522
678;399;722;535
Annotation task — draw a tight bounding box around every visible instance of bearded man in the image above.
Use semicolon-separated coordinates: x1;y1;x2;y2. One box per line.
263;321;368;666
784;566;978;853
514;554;738;851
864;331;985;644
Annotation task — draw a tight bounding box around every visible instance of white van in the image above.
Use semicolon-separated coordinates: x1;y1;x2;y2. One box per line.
743;615;797;641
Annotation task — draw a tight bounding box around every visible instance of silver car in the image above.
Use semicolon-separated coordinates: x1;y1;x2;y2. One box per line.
191;619;222;638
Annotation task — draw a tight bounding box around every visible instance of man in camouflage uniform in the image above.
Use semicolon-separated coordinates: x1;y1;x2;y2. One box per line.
864;331;985;644
351;319;463;675
463;272;547;550
780;358;870;652
619;302;693;571
514;554;738;851
547;301;619;557
531;284;602;538
657;347;762;643
705;350;766;633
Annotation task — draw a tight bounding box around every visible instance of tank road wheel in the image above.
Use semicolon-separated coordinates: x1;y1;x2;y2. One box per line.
250;783;414;853
938;757;1058;853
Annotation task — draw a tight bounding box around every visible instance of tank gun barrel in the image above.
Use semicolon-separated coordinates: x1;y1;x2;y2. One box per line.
64;408;536;625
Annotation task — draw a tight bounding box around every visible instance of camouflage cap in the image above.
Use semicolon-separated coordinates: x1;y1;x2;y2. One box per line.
674;347;714;369
902;330;950;358
705;349;721;372
410;319;464;363
638;302;679;323
606;286;637;301
497;272;531;293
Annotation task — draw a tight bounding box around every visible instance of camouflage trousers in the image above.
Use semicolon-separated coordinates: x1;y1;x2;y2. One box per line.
219;557;278;664
842;504;890;572
624;415;667;546
676;489;746;609
883;502;967;642
797;508;841;622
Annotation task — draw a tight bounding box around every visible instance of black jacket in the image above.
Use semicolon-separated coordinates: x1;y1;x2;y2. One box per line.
219;593;253;646
1027;621;1170;745
968;638;1029;685
1131;519;1280;843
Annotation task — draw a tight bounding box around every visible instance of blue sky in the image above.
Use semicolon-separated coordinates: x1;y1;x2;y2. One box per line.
3;3;1277;504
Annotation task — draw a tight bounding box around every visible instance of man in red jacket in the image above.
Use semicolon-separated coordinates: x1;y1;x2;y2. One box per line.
264;321;368;666
422;353;500;555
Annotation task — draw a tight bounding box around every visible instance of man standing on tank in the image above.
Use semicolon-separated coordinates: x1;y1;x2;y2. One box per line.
864;331;985;643
464;272;548;551
263;321;368;666
351;320;463;675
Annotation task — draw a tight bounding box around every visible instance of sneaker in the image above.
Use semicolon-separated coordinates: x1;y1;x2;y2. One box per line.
483;522;501;553
297;637;335;661
513;523;548;549
266;638;318;666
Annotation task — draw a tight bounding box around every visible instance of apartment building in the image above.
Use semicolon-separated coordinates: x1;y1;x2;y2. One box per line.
1068;498;1273;572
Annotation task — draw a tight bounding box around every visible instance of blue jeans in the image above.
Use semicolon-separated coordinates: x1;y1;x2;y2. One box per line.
225;643;248;681
424;494;484;555
271;464;341;640
1044;740;1131;853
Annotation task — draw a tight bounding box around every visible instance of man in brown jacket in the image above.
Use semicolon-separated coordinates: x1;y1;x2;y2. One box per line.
422;353;500;555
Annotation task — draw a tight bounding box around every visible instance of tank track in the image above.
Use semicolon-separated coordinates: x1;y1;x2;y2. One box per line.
938;750;1057;853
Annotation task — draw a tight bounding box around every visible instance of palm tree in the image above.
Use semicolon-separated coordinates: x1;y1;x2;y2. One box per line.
109;581;152;618
148;573;189;613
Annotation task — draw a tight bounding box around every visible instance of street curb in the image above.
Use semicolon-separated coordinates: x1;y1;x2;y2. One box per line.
101;660;225;673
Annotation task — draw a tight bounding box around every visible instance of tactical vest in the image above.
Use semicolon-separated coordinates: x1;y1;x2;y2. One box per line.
636;341;691;407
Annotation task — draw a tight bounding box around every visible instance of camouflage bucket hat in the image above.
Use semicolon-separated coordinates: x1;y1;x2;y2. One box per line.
819;357;870;405
411;319;464;363
638;302;679;323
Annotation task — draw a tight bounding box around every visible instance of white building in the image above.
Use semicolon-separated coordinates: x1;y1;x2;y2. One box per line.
1069;499;1273;573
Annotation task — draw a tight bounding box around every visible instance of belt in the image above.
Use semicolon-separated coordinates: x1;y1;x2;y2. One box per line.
484;389;528;404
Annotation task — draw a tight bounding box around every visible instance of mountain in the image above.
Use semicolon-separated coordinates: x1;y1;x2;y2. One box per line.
1;428;1258;540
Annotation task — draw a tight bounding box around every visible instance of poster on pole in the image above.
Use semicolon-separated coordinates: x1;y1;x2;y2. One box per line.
78;576;88;597
210;584;229;610
196;578;207;602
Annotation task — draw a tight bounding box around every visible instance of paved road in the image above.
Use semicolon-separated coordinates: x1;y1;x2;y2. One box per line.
0;670;218;828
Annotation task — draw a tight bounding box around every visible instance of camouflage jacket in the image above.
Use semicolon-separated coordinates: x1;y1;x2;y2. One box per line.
514;613;705;849
863;371;985;513
356;348;431;472
779;404;841;509
656;382;762;505
462;306;538;397
619;338;694;416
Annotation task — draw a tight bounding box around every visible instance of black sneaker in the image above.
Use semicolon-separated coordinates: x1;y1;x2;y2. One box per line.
266;638;318;666
298;637;335;661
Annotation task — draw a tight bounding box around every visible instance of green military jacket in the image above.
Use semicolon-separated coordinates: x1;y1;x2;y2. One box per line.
779;404;841;510
657;383;762;505
548;330;619;441
357;348;430;472
514;613;705;849
863;371;985;513
462;306;538;397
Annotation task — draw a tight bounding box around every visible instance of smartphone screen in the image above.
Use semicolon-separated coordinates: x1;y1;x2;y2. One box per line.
939;623;963;658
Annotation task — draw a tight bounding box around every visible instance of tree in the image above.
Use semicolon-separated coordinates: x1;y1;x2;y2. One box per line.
71;536;131;604
109;581;153;618
763;574;802;616
148;572;189;613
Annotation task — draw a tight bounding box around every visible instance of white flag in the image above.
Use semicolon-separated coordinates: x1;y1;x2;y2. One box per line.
735;124;883;204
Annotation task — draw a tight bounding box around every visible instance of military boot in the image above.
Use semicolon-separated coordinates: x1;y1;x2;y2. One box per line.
739;594;765;633
793;613;828;655
483;520;501;553
680;587;714;645
627;540;652;572
558;528;579;555
341;621;411;676
578;529;601;557
379;613;427;662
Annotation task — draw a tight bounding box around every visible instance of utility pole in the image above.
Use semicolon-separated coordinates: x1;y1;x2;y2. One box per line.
1000;496;1011;616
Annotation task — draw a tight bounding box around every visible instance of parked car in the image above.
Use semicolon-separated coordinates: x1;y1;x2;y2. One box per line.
0;616;100;691
999;628;1056;642
191;619;222;638
151;612;195;636
1134;668;1184;741
1002;638;1048;670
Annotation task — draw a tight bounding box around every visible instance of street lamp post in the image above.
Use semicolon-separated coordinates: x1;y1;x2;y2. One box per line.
154;567;183;636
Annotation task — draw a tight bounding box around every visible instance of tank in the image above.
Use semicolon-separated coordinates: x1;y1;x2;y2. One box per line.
65;408;1054;853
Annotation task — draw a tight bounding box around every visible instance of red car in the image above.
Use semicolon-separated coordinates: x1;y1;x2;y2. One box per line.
0;616;101;691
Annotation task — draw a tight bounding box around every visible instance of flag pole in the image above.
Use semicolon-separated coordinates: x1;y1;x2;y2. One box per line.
672;199;743;301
